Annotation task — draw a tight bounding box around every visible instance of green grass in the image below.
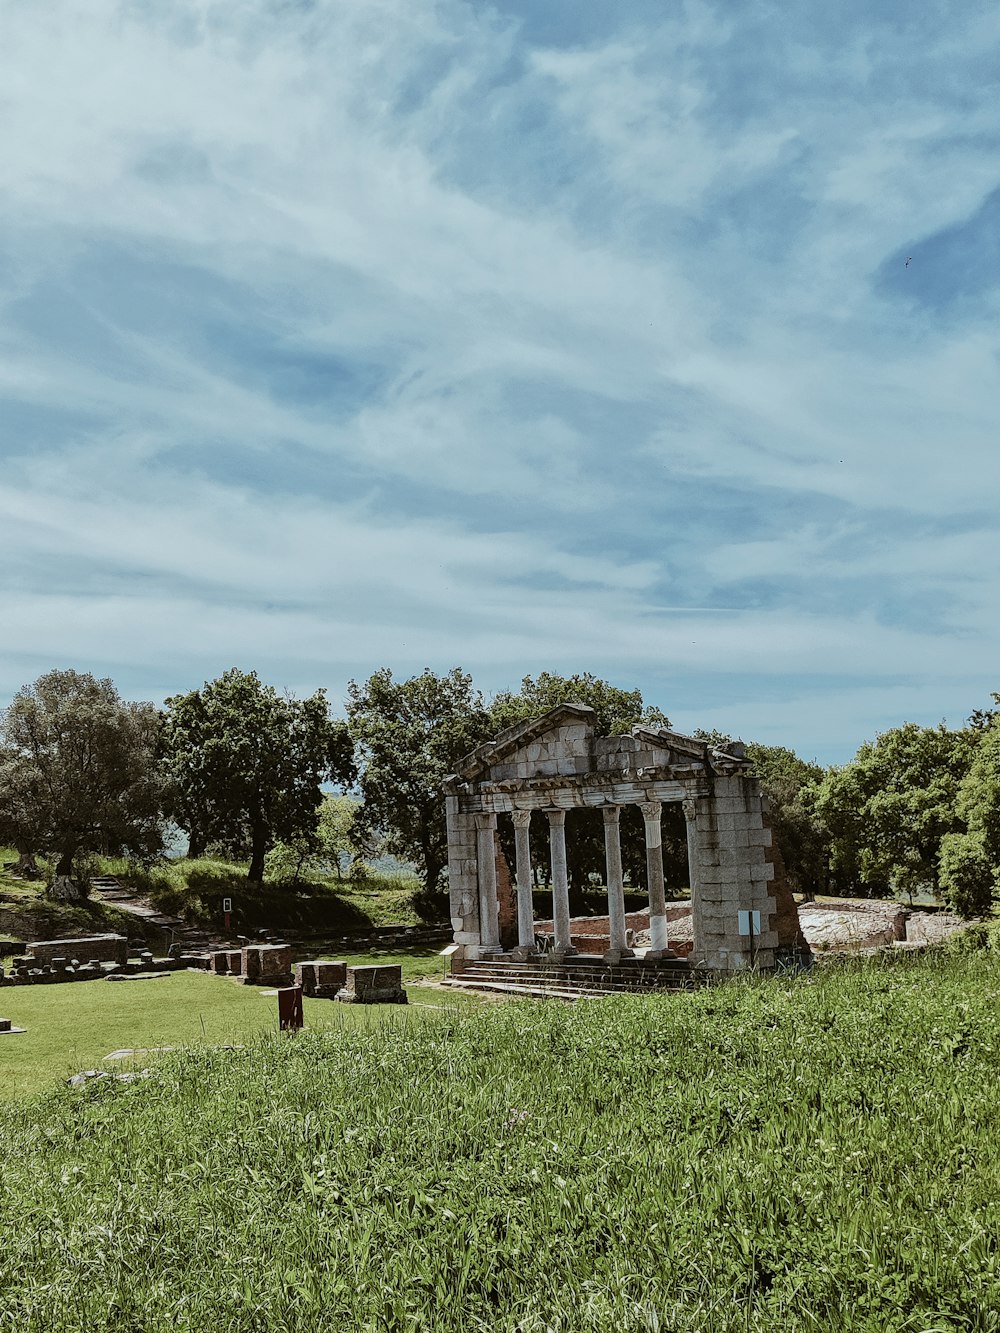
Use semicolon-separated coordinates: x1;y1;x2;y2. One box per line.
101;853;432;931
3;949;1000;1330
0;951;470;1099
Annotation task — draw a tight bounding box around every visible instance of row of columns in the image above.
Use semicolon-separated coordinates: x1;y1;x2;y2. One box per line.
475;799;699;961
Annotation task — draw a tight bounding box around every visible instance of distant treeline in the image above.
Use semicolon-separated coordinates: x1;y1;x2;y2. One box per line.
1;667;997;915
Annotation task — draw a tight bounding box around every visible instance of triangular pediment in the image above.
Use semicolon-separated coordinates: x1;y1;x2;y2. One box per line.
452;703;596;782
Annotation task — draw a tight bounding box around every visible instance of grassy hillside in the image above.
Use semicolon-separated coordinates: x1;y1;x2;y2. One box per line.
0;847;436;946
3;948;1000;1331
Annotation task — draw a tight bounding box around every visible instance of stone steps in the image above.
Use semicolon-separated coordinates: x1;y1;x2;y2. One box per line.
444;957;699;1000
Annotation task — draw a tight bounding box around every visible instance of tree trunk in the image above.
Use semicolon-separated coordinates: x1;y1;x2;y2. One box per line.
247;823;267;883
424;848;442;894
187;829;205;859
15;850;40;879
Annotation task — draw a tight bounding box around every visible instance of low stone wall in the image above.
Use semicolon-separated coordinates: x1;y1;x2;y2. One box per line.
28;934;127;967
1;952;183;986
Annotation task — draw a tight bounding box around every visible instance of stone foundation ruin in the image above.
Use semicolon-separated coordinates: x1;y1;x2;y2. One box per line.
444;704;809;975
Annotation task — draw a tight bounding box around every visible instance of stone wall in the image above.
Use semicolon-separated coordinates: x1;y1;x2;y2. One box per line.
28;934;127;967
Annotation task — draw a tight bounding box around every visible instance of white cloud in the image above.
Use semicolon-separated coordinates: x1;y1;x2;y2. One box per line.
1;0;999;760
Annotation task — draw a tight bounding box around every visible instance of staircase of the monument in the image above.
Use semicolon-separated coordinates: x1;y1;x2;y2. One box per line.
443;956;701;1001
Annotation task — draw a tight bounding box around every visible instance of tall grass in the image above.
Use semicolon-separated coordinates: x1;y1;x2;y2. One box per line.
3;950;1000;1330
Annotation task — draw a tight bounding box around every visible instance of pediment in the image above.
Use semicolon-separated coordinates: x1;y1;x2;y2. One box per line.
452;703;596;782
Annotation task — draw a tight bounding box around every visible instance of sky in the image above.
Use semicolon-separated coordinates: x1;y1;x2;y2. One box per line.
1;0;998;765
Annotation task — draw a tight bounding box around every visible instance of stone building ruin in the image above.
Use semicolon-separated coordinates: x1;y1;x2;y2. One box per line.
444;704;809;976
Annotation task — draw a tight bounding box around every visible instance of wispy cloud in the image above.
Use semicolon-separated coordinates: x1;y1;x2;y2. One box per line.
1;0;998;761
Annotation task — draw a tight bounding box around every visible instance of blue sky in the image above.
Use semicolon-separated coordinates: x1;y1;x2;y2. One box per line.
1;0;998;763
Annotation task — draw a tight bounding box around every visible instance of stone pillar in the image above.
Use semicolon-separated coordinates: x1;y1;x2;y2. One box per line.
683;797;704;959
602;806;631;963
446;794;481;956
640;800;668;956
476;813;501;953
547;809;574;957
511;810;536;953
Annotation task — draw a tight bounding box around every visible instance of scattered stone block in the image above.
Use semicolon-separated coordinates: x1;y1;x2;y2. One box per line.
336;964;407;1005
240;944;293;987
294;960;347;998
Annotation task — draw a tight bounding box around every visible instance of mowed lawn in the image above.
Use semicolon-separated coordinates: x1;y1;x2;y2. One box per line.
0;954;471;1099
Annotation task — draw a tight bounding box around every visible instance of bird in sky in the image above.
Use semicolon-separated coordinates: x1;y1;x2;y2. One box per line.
905;257;912;267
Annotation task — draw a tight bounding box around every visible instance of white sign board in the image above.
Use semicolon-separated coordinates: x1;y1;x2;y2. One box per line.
222;897;233;914
738;910;761;937
439;943;460;957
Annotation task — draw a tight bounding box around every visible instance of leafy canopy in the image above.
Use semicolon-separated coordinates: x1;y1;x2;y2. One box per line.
162;669;354;883
0;669;163;889
346;668;493;892
813;721;976;901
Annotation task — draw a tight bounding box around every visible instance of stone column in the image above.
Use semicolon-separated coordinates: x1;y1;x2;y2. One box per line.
476;813;501;953
511;810;535;953
602;806;631;962
640;800;668;956
683;798;703;960
547;809;574;957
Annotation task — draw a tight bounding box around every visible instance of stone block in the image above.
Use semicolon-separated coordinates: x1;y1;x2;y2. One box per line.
749;827;772;846
295;960;347;998
241;944;293;987
336;964;407;1005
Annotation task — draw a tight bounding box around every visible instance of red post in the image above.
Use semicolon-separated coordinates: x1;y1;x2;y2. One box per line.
278;986;304;1032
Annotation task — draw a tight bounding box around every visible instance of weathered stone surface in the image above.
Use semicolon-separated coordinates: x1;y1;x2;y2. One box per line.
764;815;810;961
29;934;127;967
240;944;293;986
295;959;347;998
336;964;407;1005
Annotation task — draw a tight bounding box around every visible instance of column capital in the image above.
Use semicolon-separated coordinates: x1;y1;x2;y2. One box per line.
682;798;697;822
602;804;622;825
639;800;662;823
510;809;532;830
546;808;567;828
475;811;497;830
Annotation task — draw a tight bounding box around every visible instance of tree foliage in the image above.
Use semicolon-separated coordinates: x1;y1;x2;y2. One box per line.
938;700;1000;915
489;674;676;897
489;672;669;738
346;668;493;892
263;795;363;886
0;670;163;893
743;743;827;896
812;722;976;902
161;669;354;883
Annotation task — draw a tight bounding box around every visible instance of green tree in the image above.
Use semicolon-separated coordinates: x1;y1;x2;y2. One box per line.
489;673;675;898
162;669;354;883
0;670;164;897
346;668;493;892
489;672;669;737
263;795;362;886
813;722;975;902
744;743;827;897
939;700;1000;915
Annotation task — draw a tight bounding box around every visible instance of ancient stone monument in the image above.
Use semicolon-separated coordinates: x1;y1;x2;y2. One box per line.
335;964;407;1004
444;704;809;974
